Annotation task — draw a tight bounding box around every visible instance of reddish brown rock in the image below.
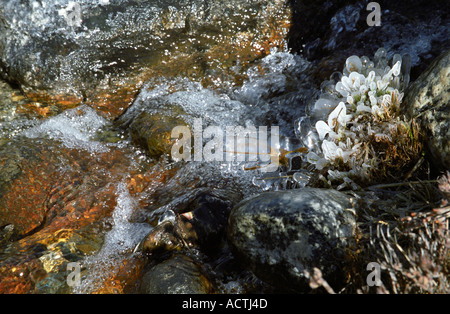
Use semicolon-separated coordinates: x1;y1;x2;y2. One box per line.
95;255;147;294
0;138;126;237
0;258;45;294
0;137;175;293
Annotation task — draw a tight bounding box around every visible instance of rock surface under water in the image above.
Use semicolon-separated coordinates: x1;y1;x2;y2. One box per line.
139;254;213;294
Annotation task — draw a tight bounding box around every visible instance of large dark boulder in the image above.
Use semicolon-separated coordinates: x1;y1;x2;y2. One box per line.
227;188;356;292
403;50;450;170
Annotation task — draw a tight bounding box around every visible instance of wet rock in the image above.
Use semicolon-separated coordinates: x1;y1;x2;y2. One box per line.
0;78;71;133
139;254;212;294
227;188;356;292
0;79;48;127
0;0;292;118
403;50;450;170
0;137;121;237
138;218;197;255
34;272;72;294
86;254;147;294
289;0;450;84
0;134;143;293
181;190;235;255
129;111;186;160
136;189;239;294
0;224;14;246
138;190;234;254
0;258;45;294
0;138;65;236
137;188;240;257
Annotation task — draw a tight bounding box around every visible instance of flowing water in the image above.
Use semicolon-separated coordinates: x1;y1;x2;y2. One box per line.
73;181;152;293
0;46;315;292
1;0;446;293
78;49;313;292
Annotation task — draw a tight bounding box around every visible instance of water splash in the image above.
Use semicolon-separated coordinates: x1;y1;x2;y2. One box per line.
118;50;314;192
23;105;110;153
73;181;151;294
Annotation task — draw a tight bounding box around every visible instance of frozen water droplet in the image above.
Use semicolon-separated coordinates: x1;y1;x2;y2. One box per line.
392;54;402;67
374;47;388;68
330;71;343;84
346;55;362;73
293;171;310;188
401;54;412;87
159;209;176;224
335;81;349;97
320;80;335;94
295;116;314;141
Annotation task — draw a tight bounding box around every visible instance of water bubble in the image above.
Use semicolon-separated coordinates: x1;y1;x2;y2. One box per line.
360;56;370;68
23;105;109;153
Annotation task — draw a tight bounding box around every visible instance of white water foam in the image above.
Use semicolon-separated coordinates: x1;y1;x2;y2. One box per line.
73;181;151;293
23;105;110;153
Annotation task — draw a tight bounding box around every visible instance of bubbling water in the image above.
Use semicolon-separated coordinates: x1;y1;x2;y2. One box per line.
23;105;110;153
73;182;151;294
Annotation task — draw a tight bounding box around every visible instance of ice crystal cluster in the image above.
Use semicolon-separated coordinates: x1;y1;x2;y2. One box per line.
297;48;419;189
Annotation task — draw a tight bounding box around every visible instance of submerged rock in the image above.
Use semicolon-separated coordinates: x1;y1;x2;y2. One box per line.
0;137;122;237
227;188;356;292
403;50;450;170
129;111;186;160
139;188;237;257
0;131;155;293
138;218;197;255
139;254;212;294
184;190;235;255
